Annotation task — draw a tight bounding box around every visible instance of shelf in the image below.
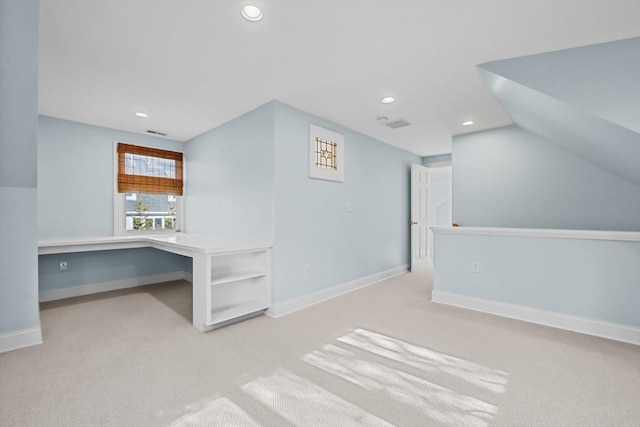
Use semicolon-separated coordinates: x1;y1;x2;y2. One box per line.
209;301;268;325
211;270;267;286
206;247;270;327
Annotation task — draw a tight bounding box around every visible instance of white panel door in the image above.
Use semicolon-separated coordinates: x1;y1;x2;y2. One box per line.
411;164;429;271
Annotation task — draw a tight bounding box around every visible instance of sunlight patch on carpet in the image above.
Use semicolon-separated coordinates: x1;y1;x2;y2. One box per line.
241;369;393;426
169;397;262;427
303;344;497;427
337;328;509;393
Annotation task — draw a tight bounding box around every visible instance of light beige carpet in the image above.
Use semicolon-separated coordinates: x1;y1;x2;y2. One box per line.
1;269;639;426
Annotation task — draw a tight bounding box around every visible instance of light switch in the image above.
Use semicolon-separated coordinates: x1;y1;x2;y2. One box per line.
345;202;353;213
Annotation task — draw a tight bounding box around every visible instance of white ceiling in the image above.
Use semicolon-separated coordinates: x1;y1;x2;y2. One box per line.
38;0;640;156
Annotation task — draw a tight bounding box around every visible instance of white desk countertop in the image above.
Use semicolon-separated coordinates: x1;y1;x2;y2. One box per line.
38;233;272;256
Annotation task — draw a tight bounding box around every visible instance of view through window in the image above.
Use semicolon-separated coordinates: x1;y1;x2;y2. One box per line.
125;193;177;231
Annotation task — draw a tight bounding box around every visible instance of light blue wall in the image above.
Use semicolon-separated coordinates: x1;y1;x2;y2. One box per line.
37;117;188;292
273;102;420;303
452;126;640;231
39;249;188;291
0;0;41;335
1;187;39;334
433;233;640;327
184;103;275;241
184;101;418;304
0;1;38;189
433;39;640;337
38;116;184;238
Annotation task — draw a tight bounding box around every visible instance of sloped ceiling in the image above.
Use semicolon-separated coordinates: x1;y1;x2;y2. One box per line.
477;38;640;185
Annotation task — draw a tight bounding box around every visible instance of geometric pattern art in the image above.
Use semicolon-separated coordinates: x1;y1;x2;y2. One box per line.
309;124;344;182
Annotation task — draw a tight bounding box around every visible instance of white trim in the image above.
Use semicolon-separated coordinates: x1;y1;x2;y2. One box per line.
0;327;43;353
432;290;640;345
38;271;187;302
423;160;451;168
431;226;640;242
113;140;124;234
266;265;409;318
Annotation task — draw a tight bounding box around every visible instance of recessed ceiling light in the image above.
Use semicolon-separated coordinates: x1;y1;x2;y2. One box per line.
241;5;263;21
135;112;148;118
462;120;474;126
381;97;395;104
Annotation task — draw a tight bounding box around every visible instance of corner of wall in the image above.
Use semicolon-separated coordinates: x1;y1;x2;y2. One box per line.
184;100;276;241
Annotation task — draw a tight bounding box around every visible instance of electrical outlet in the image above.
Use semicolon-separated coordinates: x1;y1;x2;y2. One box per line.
304;264;310;275
59;261;68;271
472;261;480;273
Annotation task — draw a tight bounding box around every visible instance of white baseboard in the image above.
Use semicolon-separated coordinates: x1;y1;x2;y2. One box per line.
183;272;193;283
267;265;409;318
0;327;43;353
39;271;188;302
432;290;640;345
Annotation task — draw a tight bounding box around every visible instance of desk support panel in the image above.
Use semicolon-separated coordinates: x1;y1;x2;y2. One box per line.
192;252;211;331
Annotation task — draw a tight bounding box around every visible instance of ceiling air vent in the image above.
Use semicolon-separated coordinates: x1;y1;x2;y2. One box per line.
385;119;411;129
146;129;167;136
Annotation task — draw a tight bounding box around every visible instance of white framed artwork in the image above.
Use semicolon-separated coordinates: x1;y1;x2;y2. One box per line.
309;124;344;182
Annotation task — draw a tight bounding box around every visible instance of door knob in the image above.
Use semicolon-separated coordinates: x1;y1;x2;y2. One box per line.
410;221;418;225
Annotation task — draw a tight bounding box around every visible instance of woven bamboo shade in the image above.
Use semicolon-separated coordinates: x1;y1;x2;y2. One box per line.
117;143;183;195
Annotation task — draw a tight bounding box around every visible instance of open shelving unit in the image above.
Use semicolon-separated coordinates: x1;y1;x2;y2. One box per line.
207;249;270;326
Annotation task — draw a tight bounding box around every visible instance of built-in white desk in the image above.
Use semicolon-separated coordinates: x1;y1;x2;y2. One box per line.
38;234;272;331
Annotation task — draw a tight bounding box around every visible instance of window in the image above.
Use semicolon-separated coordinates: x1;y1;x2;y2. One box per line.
114;142;184;234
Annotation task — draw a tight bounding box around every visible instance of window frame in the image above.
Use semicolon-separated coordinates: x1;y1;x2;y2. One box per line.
113;140;185;235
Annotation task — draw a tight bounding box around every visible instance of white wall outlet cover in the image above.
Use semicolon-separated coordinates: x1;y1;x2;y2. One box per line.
472;262;480;272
